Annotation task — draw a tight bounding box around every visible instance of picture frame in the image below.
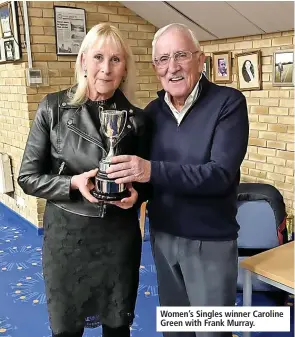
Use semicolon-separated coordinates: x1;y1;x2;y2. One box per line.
4;38;13;60
202;56;211;80
0;1;12;38
0;1;21;63
272;49;294;87
54;6;87;56
212;51;232;83
236;50;262;91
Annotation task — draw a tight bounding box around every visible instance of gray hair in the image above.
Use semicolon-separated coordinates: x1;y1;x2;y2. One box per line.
70;23;136;105
152;23;201;61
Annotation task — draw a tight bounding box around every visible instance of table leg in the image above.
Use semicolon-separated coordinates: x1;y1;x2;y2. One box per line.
243;269;252;337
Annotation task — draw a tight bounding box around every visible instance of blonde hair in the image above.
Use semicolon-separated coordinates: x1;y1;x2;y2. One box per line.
70;23;136;105
152;23;201;61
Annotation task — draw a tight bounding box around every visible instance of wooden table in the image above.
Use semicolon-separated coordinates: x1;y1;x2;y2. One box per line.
240;241;294;337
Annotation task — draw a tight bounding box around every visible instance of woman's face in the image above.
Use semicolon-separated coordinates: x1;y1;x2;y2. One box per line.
82;39;127;100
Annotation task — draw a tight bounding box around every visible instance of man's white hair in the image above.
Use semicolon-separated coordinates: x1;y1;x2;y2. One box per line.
152;23;201;61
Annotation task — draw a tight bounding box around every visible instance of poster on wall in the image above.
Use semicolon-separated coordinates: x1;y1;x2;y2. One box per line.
54;6;86;56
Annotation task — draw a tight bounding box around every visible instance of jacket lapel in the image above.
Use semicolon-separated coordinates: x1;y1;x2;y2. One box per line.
70;104;105;146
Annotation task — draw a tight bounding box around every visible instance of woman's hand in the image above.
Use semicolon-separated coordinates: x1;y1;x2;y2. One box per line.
70;168;98;203
109;183;138;209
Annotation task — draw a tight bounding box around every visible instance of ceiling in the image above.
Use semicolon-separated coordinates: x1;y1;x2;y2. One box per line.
121;1;294;41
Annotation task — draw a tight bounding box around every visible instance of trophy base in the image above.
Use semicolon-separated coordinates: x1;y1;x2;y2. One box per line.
91;188;130;201
93;162;130;201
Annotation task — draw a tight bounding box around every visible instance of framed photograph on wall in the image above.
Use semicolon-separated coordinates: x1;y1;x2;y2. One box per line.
272;50;294;87
0;1;21;63
212;51;232;83
236;50;262;91
202;56;211;80
4;39;14;60
0;2;12;38
54;6;86;56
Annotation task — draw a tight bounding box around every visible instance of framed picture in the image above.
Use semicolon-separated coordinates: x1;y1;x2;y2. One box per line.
54;6;86;56
236;50;262;91
0;1;21;63
202;56;211;80
272;50;294;87
0;2;12;38
4;39;13;60
212;51;232;83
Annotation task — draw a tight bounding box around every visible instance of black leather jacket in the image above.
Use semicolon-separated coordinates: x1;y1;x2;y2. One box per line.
18;88;147;217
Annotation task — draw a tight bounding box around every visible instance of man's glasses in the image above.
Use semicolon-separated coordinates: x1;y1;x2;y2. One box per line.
153;50;199;68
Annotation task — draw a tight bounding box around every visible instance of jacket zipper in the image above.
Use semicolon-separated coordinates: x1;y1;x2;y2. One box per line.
68;124;107;156
58;161;66;175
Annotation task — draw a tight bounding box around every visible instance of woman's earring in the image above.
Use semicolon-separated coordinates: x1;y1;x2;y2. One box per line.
84;69;87;78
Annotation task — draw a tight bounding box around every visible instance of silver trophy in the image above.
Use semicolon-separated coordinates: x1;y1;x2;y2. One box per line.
92;108;130;201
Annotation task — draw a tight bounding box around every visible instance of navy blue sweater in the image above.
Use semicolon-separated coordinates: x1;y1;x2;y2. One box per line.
144;76;249;240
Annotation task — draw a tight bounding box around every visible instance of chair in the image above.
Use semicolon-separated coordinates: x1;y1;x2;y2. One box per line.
236;183;288;292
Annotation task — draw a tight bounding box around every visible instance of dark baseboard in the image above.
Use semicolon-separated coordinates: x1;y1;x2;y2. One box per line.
0;201;43;235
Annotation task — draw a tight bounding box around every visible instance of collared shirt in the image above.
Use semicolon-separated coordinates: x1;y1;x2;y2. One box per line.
164;74;202;125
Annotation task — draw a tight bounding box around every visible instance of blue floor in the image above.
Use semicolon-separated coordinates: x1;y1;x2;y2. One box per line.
0;202;293;337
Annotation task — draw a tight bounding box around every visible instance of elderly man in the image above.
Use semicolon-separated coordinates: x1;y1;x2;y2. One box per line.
107;23;249;337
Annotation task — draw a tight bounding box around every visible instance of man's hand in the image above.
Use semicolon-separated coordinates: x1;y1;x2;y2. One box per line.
106;155;151;184
109;183;138;209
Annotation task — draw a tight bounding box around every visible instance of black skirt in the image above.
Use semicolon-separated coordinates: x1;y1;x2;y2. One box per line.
42;201;142;335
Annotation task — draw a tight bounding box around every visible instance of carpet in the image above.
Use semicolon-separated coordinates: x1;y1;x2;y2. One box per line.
0;202;293;337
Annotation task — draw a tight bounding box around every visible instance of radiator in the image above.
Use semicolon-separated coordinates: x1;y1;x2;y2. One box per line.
0;153;14;193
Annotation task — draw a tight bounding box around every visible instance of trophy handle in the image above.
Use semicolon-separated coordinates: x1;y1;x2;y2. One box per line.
116;109;128;139
98;105;104;117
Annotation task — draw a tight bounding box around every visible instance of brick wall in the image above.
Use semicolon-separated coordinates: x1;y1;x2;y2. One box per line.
0;59;39;225
0;2;293;228
199;31;294;214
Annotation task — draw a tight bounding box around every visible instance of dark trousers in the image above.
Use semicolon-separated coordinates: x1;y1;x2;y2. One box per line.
150;229;238;337
52;325;130;337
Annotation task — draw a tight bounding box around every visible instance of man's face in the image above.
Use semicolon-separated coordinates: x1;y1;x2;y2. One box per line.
153;29;205;102
218;59;226;73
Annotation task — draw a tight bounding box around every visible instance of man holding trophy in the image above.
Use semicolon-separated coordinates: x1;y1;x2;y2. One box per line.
18;24;147;337
107;23;249;337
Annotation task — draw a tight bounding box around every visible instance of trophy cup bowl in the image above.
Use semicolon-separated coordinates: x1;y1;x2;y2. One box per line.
92;108;131;201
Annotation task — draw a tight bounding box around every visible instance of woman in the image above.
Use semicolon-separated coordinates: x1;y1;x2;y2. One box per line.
242;60;255;83
18;24;146;337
